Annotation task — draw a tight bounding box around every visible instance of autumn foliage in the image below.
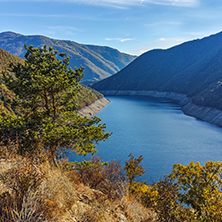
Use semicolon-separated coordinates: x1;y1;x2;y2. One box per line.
124;156;222;221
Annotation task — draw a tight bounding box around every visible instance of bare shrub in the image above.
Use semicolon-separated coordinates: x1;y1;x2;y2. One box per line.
66;157;126;200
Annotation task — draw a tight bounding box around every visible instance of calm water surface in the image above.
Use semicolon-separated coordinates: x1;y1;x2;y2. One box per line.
70;96;222;183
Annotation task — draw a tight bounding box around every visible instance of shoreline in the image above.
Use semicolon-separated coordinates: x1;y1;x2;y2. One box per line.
78;97;110;118
99;90;222;127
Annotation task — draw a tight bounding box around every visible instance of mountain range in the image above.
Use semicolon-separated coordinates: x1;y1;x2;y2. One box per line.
93;31;222;111
0;32;136;85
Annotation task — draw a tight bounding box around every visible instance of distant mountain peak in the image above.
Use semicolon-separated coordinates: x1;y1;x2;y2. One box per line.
0;31;136;84
0;31;23;39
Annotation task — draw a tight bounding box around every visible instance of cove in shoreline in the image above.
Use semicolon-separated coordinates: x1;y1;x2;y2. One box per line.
99;90;222;128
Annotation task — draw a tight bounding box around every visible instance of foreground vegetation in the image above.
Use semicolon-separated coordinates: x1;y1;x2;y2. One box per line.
0;145;157;222
1;145;221;221
123;154;222;221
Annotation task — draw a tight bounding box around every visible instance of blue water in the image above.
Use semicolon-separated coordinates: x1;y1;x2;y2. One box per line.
69;96;222;184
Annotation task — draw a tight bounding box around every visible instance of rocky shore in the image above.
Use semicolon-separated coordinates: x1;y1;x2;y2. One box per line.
78;97;110;118
182;102;222;127
99;90;222;127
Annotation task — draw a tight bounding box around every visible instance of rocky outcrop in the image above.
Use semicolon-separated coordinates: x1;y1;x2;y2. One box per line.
182;102;222;127
78;97;110;118
100;90;190;105
99;90;222;127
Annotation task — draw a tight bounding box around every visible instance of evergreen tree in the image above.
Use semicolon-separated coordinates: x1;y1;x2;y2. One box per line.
123;153;146;185
0;44;111;165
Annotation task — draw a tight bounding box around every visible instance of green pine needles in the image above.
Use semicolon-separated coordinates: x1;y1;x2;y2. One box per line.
0;44;111;165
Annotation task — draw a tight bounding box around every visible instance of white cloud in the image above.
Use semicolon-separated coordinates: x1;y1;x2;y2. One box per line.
46;26;81;36
105;38;135;42
65;0;199;8
0;13;66;18
0;12;104;21
48;26;81;32
146;21;182;26
146;0;198;7
158;37;186;42
120;38;135;42
0;0;199;8
187;32;206;36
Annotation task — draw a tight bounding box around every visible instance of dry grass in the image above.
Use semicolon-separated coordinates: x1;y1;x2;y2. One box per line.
0;145;157;222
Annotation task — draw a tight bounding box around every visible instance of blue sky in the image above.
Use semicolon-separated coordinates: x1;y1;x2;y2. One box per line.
1;0;222;55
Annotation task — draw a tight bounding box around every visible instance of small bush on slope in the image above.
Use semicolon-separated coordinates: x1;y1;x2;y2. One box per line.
65;157;126;200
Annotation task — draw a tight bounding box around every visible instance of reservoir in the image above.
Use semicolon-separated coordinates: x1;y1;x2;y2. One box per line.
70;96;222;184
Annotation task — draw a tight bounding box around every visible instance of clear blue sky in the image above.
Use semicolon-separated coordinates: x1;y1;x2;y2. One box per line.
1;0;222;55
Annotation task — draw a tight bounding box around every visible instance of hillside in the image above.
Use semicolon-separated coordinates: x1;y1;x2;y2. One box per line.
0;49;107;115
0;32;136;85
0;48;24;73
0;149;157;222
92;31;222;123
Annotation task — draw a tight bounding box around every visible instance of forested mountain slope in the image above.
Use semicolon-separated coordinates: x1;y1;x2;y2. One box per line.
93;31;222;110
0;32;136;85
0;49;105;115
0;48;24;72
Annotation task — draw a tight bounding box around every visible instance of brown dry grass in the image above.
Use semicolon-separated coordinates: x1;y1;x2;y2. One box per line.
0;144;157;222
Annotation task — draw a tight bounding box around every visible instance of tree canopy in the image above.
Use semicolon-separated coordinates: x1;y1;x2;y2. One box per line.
0;44;111;165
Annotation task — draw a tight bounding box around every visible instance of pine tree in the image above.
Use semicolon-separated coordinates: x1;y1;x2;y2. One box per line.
0;44;111;165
